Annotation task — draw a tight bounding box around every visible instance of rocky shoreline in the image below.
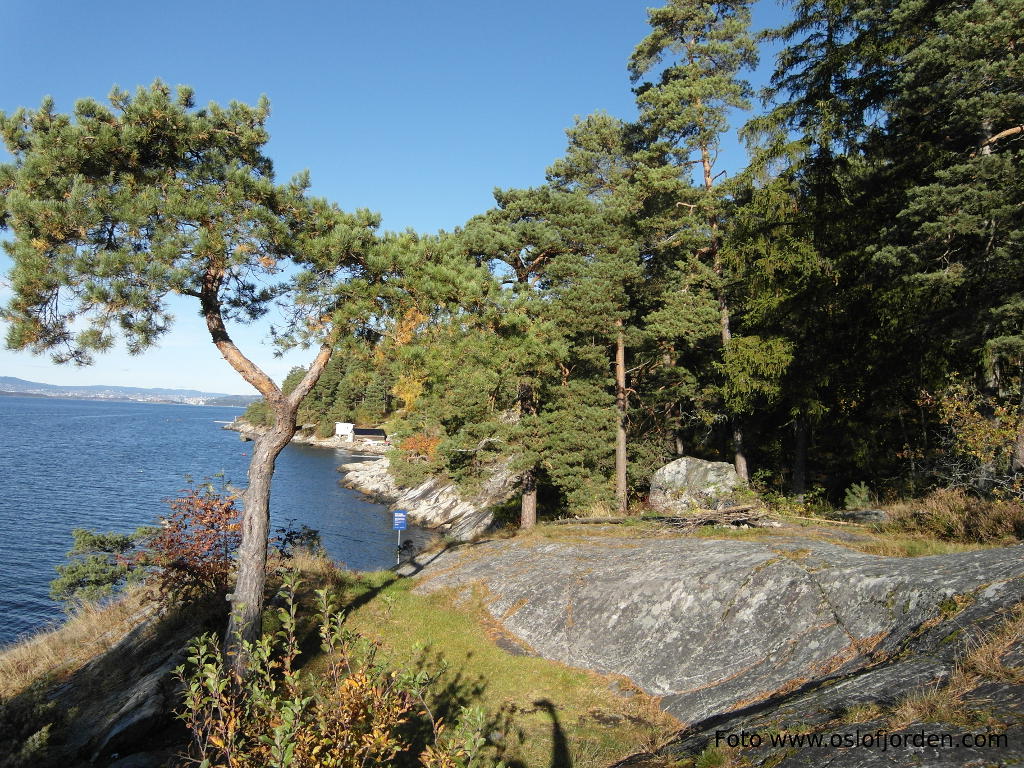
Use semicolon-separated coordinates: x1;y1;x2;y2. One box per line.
221;417;389;455
339;456;519;541
223;418;516;540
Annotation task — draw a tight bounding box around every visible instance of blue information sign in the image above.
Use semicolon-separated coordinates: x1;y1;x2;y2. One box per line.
393;511;408;530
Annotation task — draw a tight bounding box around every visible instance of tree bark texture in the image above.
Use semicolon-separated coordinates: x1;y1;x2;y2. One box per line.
792;417;808;497
519;381;539;529
732;422;749;482
615;320;628;515
201;267;341;675
225;419;294;665
520;470;538;529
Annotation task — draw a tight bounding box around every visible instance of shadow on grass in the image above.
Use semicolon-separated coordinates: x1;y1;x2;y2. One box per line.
535;698;573;768
289;544;592;768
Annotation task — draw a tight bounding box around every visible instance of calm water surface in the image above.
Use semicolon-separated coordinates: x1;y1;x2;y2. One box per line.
0;396;424;646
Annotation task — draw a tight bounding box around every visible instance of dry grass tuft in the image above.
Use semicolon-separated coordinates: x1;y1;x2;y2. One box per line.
889;678;973;728
0;589;150;699
889;600;1024;728
843;535;982;558
280;549;347;586
573;501;618;519
960;603;1024;684
883;488;1024;544
842;701;883;723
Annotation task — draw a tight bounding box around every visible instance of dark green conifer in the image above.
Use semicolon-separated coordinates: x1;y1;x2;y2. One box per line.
629;0;763;480
0;83;381;666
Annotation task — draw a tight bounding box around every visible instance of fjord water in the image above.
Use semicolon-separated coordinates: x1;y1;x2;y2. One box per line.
0;395;420;647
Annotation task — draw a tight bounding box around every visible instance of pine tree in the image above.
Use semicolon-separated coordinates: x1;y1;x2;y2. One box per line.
628;0;762;480
461;188;575;526
548;113;644;514
0;83;381;667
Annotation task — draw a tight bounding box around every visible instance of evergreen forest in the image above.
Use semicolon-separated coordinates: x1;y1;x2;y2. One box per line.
243;0;1024;523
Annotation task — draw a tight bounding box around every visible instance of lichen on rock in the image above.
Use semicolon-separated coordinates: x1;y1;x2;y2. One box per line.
649;456;743;512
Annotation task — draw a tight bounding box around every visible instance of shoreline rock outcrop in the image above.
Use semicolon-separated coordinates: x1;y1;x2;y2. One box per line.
223;417;516;540
339;457;519;541
222;418;388;455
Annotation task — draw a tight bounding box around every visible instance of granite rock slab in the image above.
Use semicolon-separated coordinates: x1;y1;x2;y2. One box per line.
413;535;1024;740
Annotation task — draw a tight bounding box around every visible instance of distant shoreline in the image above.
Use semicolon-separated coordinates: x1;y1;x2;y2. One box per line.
0;391;245;407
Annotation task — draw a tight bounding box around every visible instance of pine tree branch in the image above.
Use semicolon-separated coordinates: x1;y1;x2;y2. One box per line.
973;124;1023;156
199;268;281;403
286;328;341;411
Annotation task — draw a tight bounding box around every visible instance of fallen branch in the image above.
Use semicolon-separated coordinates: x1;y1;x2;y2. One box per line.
549;504;767;527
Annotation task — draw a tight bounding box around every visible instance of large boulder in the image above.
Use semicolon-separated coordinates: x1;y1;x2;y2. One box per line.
649;456;741;511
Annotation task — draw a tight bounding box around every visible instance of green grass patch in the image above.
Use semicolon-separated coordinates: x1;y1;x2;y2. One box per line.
333;571;679;768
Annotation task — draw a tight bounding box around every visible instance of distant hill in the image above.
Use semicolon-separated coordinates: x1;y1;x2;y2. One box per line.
0;376;259;406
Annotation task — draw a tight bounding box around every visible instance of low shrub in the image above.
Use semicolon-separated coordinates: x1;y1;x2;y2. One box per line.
919;382;1024;498
49;477;242;610
273;519;327;559
147;479;241;604
388;447;443;489
176;571;499;768
844;482;872;511
49;528;152;604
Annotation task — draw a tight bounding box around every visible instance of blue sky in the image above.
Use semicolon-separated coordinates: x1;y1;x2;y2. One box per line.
0;0;789;394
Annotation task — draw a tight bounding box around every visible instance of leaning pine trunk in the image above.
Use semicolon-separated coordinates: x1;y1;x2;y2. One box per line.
226;418;295;668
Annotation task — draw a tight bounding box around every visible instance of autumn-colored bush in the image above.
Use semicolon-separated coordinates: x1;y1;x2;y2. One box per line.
49;477;242;609
176;572;498;768
400;434;442;461
146;479;242;604
920;382;1024;498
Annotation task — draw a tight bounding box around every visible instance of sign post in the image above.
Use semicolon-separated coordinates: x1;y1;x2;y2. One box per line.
392;510;407;565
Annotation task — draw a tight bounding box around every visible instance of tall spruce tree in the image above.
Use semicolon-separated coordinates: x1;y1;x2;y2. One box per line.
875;0;1024;468
758;0;1024;489
548;113;643;514
0;83;381;666
629;0;763;480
